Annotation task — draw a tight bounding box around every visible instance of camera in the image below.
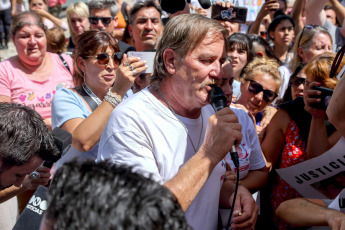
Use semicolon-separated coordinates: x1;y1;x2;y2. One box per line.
311;86;333;110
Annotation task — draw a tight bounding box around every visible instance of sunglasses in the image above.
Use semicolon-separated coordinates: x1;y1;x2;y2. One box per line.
246;79;278;103
86;52;123;66
88;16;114;25
259;31;267;37
297;24;325;48
290;77;306;88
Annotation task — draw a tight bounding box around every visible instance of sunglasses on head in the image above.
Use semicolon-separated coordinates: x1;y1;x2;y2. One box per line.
86;52;123;66
88;16;114;25
246;79;278;103
297;24;325;48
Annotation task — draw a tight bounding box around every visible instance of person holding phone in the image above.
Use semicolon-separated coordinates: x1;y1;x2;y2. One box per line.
51;30;147;172
261;52;344;230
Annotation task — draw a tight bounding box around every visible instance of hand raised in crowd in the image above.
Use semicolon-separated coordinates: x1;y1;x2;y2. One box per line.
260;0;280;16
304;81;327;118
328;210;345;230
110;54;147;97
201;108;242;164
20;166;51;191
230;185;259;230
215;1;233;8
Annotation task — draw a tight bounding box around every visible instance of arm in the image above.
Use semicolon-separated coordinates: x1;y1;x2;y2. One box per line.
261;109;290;171
248;0;279;35
219;182;258;230
305;0;328;26
165;108;242;211
305;82;341;158
329;0;345;26
0;95;11;102
291;0;306;35
61;56;147;152
240;167;268;193
276;198;345;229
33;9;68;30
0;166;50;203
11;0;16;16
327;74;345;138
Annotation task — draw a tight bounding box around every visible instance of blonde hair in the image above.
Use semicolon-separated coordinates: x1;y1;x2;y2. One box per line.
242;57;282;93
304;52;343;89
66;2;89;38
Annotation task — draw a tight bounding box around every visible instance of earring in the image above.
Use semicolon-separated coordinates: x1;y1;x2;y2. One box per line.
83;72;86;82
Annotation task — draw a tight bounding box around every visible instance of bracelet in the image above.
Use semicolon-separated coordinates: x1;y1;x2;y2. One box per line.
103;90;122;108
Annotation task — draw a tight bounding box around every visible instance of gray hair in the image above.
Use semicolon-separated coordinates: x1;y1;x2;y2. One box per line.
88;0;118;17
289;26;332;73
11;11;46;36
129;0;162;25
151;14;229;86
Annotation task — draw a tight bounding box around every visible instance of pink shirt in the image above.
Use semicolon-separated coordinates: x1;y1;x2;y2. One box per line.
0;53;74;119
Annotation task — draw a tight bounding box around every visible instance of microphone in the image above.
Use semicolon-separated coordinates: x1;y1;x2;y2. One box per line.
160;0;186;14
13;186;48;230
198;0;212;9
42;127;72;169
209;86;239;168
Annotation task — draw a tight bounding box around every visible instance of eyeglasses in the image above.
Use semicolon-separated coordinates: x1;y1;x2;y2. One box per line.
86;52;123;66
297;24;325;48
246;79;278;103
290;77;305;88
88;16;114;25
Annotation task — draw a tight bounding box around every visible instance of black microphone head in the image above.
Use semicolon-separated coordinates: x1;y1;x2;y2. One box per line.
43;128;72;168
209;86;227;112
198;0;212;9
160;0;186;14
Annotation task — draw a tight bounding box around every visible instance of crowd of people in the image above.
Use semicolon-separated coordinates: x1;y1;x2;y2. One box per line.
1;0;345;229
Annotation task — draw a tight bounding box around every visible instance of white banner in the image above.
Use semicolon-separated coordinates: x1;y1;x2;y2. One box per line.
276;137;345;199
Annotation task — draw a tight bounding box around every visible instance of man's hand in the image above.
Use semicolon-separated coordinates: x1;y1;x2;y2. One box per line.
327;210;345;230
230;185;258;230
201;108;242;164
21;166;51;191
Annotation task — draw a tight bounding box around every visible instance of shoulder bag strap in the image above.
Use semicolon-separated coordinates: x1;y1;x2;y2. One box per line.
73;86;99;112
58;54;72;74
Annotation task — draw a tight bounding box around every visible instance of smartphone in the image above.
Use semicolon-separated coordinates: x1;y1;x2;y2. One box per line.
211;5;248;24
311;86;333;110
127;51;155;74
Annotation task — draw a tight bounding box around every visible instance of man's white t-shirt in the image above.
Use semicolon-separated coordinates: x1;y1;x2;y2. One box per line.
98;87;225;230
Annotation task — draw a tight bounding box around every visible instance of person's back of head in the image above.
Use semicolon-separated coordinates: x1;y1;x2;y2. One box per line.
43;160;190;230
248;34;280;63
0;102;56;167
46;28;66;54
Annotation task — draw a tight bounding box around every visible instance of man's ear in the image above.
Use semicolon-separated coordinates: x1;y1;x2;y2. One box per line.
77;56;86;73
113;16;119;27
128;24;133;37
163;48;178;75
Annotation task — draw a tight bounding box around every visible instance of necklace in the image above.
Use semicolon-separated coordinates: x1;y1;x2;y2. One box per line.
82;82;102;105
158;87;203;154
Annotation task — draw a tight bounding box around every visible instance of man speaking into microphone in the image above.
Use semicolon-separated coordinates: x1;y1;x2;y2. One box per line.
98;14;257;230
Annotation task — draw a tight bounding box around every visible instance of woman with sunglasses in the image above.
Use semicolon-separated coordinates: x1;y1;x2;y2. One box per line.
281;64;306;102
51;30;147;171
261;53;342;230
234;57;281;137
